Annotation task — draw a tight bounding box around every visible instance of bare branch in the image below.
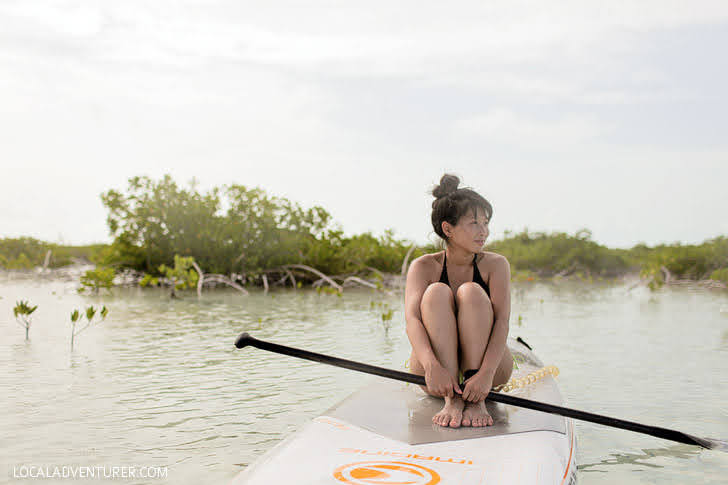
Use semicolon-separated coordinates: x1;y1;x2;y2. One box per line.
73;322;94;336
364;266;384;279
274;273;289;286
342;276;378;289
401;245;416;279
43;250;52;271
203;274;249;295
190;260;204;297
286;269;297;291
282;264;343;292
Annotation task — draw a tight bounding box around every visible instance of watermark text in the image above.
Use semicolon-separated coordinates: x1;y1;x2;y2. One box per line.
12;465;168;480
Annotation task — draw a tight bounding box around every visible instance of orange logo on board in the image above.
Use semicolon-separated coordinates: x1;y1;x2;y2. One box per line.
333;461;440;485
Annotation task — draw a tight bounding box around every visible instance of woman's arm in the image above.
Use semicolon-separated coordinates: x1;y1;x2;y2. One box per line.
479;255;511;380
404;258;438;369
405;257;462;398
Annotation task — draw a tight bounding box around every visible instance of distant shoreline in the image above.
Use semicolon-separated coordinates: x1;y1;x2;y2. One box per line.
2;230;727;292
2;263;726;293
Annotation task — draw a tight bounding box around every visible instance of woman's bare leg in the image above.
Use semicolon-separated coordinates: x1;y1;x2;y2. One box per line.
409;282;464;428
455;282;513;427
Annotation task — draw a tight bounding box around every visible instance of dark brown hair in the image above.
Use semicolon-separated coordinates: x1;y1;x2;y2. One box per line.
431;174;492;241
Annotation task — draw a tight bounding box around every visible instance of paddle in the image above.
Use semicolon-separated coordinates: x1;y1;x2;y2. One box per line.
234;332;727;451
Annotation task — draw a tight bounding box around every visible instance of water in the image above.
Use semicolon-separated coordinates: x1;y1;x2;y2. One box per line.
1;273;727;484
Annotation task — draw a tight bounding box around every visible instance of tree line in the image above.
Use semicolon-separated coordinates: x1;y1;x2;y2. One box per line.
1;175;726;289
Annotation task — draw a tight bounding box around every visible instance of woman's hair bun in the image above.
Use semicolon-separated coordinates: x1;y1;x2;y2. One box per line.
430;173;493;242
432;173;460;199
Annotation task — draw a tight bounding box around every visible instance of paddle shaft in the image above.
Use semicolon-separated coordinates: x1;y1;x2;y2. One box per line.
235;332;719;450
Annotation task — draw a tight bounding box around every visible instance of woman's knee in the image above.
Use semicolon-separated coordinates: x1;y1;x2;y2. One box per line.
455;282;491;308
421;282;455;312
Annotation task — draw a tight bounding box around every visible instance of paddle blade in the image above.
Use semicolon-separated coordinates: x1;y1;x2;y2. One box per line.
235;332;252;349
703;437;728;452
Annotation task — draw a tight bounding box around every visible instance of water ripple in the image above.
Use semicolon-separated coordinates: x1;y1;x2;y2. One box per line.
2;284;727;484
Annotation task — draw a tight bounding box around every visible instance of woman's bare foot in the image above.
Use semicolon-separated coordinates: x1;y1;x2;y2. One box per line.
432;396;465;428
461;401;493;427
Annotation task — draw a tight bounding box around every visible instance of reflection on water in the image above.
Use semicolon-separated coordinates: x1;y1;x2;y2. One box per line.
1;275;727;484
578;444;701;471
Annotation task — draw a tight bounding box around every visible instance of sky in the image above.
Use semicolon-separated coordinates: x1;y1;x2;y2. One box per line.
1;1;727;248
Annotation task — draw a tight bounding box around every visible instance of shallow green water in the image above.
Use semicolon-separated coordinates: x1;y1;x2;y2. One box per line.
2;273;727;484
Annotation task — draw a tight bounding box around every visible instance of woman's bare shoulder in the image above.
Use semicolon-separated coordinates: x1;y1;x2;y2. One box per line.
409;252;444;275
477;251;509;268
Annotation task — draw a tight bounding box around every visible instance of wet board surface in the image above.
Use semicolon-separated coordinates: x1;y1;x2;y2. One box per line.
324;340;566;445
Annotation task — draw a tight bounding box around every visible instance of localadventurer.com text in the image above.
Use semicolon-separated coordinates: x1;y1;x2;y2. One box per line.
12;465;168;480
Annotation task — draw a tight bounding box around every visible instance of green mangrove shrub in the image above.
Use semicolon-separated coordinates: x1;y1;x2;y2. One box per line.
0;238;47;269
100;175;332;275
70;306;109;350
0;237;104;269
158;255;199;297
709;268;728;284
99;175;420;283
14;300;38;340
487;229;632;277
79;267;116;294
139;274;160;287
635;236;728;289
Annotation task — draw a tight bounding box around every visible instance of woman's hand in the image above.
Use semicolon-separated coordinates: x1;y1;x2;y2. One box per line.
424;361;462;398
462;371;493;403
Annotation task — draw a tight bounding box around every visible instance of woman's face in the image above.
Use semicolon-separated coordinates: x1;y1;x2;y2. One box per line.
442;207;489;252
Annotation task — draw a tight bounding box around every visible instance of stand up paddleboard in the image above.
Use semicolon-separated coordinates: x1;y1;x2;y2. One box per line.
232;338;577;485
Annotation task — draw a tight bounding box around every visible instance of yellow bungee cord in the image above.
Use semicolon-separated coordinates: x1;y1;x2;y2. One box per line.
493;365;560;393
404;357;560;393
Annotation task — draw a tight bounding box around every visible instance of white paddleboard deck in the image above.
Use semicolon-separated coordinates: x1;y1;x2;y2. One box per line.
232;339;577;485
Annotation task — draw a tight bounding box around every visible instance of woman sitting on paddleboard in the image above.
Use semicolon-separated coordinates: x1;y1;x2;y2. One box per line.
405;174;513;428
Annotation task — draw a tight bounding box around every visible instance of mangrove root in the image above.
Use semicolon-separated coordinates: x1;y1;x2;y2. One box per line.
282;264;342;292
203;274;249;295
342;276;378;289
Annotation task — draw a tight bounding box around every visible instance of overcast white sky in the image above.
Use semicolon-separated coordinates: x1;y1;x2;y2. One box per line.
1;1;727;248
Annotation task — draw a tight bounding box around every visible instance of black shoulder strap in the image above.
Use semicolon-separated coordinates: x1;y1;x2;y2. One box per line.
439;253;449;285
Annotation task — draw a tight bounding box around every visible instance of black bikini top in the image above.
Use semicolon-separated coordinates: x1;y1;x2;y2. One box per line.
439;252;491;297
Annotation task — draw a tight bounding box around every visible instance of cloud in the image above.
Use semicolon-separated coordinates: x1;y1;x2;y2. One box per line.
453;109;608;149
0;1;726;246
4;1;728;68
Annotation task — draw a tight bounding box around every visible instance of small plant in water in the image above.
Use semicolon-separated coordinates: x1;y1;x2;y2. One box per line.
512;353;524;370
70;305;109;350
158;255;199;298
316;285;341;297
14;300;37;340
370;300;394;322
139;274;160;287
78;267;116;294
